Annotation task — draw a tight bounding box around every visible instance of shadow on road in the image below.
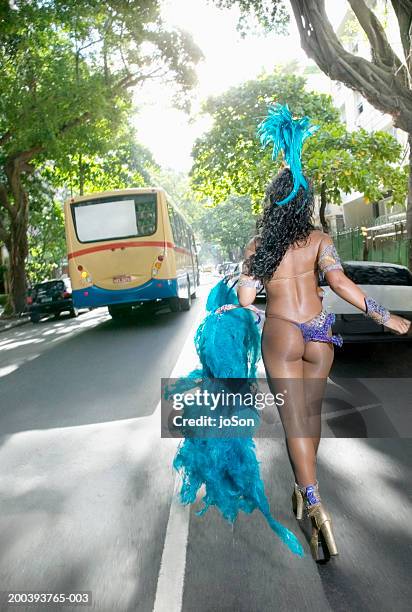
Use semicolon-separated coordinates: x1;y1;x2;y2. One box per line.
0;304;199;440
312;438;412;612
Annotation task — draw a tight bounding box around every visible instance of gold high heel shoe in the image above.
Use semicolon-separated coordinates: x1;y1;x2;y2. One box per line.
296;481;339;561
291;482;304;520
307;502;338;561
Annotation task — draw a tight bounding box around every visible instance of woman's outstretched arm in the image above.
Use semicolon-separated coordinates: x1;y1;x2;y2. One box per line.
319;236;411;336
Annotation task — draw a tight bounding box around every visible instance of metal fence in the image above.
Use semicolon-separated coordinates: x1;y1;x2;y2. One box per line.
333;228;363;261
333;224;410;267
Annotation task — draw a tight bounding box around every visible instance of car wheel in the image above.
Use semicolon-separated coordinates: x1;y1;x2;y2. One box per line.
30;312;41;324
168;297;181;313
180;282;192;311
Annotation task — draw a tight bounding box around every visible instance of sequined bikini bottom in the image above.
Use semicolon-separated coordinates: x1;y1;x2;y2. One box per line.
265;309;343;347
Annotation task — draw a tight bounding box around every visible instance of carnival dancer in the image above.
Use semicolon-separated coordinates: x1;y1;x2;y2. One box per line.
170;103;411;562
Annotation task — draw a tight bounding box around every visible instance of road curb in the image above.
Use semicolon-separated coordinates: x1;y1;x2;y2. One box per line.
0;316;30;333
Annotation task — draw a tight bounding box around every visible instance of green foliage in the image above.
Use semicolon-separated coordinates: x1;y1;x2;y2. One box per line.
148;167;257;259
150;167;203;225
196;195;258;260
213;0;288;34
0;1;202;165
26;195;66;285
190;72;407;212
0;1;202;311
47;125;159;195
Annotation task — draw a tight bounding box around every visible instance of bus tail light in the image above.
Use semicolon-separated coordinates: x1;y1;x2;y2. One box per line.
79;268;92;283
152;252;165;276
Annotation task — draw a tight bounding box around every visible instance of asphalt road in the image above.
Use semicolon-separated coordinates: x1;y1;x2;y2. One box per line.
0;275;411;612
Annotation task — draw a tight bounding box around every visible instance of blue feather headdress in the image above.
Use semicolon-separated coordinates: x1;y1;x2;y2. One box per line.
258;103;319;206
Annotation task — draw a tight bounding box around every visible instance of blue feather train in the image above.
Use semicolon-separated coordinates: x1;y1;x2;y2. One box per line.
168;279;305;557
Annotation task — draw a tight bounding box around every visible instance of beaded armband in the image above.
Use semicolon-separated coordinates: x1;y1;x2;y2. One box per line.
214;303;262;325
364;297;390;325
318;243;343;280
238;276;261;288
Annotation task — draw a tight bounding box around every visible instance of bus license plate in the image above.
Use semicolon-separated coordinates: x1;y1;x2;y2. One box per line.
113;275;132;284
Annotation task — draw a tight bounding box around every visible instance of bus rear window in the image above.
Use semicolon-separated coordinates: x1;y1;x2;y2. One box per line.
72;194;157;243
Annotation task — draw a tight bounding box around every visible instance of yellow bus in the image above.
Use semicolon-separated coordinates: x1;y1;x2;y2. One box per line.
63;188;199;318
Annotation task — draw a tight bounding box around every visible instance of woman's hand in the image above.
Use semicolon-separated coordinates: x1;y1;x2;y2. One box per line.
384;314;412;335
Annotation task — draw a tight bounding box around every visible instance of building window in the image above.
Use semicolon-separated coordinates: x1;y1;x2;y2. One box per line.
357;101;364;115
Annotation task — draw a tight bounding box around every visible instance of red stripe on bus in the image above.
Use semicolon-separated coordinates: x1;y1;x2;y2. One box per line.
67;240;190;259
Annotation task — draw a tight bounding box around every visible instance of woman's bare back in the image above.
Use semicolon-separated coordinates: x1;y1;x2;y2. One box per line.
248;229;327;323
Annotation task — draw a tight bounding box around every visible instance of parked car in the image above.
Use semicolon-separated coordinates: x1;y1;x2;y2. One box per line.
321;261;412;343
218;261;234;275
227;260;266;296
225;262;240;276
27;278;78;323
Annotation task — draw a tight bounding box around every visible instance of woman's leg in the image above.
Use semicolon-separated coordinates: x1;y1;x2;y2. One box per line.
262;318;318;487
302;337;335;456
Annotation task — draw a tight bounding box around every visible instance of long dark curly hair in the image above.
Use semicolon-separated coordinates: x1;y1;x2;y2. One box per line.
245;168;316;283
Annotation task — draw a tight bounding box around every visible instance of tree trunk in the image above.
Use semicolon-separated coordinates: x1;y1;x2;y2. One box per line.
319;182;328;233
4;160;30;315
8;215;28;314
408;134;412;272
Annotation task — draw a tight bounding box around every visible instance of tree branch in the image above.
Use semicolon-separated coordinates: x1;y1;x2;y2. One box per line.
115;66;164;90
289;0;412;133
390;0;412;62
347;0;406;79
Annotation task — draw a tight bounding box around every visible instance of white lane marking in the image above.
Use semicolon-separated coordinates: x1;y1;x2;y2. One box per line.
153;306;205;612
152;476;190;612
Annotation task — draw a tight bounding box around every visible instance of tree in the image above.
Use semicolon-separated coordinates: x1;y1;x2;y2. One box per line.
191;72;407;229
20;128;158;293
213;0;412;266
27;200;66;287
0;0;202;313
195;195;259;260
48;125;159;196
149;167;204;226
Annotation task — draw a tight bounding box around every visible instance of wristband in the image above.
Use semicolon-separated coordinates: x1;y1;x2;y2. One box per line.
364;297;390;325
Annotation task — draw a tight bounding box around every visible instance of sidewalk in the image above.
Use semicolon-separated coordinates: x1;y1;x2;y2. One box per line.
0;309;30;333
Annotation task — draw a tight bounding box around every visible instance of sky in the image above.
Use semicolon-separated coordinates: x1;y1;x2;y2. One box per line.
133;0;348;172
